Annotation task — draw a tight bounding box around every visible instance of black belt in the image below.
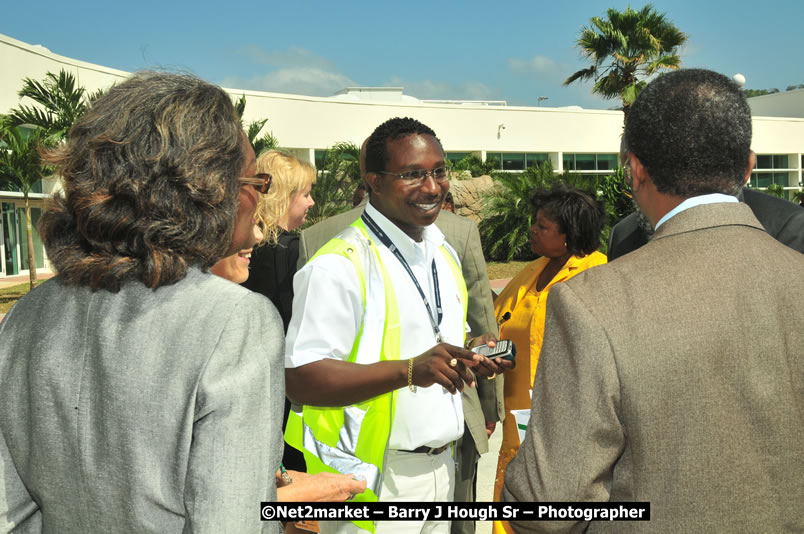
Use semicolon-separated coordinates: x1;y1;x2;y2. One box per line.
398;443;452;456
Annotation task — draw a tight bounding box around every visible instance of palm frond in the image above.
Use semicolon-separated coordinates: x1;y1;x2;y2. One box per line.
566;5;687;115
8;69;89;139
564;67;597;86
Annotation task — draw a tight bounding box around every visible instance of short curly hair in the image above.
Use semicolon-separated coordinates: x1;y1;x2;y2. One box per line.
624;69;752;197
530;185;606;256
365;117;440;174
39;71;245;291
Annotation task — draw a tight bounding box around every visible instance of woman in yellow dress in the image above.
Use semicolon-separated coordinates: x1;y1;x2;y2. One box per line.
492;186;607;534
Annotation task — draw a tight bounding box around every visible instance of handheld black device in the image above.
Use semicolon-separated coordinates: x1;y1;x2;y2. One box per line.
472;339;516;361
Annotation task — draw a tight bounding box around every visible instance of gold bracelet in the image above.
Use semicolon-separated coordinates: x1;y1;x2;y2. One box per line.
408;358;417;393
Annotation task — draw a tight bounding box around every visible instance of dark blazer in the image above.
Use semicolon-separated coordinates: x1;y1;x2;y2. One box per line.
502;203;804;532
242;230;299;331
608;188;804;260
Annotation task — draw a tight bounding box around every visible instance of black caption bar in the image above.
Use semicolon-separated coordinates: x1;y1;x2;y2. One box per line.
260;502;650;522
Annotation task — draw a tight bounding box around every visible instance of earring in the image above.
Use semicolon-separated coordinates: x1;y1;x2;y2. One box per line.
564;242;567;247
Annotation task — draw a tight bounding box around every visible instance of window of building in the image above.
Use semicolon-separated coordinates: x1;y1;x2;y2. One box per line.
314;150;328;171
485;152;548;171
563;153;619;173
755;154;789;169
0;180;42;194
525;153;549;168
749;172;788;188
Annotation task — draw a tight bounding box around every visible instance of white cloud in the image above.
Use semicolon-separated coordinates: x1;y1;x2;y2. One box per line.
223;67;356;96
222;45;356;96
386;76;495;101
240;45;335;71
507;55;557;74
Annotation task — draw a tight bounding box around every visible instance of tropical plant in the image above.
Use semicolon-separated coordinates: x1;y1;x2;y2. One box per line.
564;4;687;119
7;70;92;140
450;154;498;177
793;189;804;206
598;168;635;225
764;183;785;198
479;162;566;262
596;168;637;253
305;141;361;227
234;95;279;156
0;121;56;287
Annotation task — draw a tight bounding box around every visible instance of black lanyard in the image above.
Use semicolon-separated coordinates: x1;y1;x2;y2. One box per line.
361;212;444;343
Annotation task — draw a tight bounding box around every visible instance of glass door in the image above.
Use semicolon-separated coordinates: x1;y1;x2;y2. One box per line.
2;202;19;276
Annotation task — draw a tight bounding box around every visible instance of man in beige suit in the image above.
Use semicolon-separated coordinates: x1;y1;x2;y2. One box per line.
502;69;804;532
299;151;504;534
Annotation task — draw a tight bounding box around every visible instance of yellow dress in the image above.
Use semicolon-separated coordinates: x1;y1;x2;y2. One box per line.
492;252;607;534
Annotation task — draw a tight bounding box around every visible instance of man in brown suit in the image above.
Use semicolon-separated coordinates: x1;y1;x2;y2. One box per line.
502;69;804;532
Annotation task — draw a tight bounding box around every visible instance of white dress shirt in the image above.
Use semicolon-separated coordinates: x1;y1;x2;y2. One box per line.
655;193;738;229
286;202;467;450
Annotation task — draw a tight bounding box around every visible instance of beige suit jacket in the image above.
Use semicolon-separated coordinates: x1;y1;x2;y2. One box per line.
502;203;804;532
298;204;504;453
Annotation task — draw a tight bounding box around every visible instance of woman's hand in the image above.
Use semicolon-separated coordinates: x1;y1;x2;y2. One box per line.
277;470;367;502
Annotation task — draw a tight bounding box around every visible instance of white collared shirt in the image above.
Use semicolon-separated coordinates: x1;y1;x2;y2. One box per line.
655;193;738;229
285;202;467;450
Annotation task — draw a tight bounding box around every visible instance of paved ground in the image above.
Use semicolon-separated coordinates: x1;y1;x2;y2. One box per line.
476;424;504;533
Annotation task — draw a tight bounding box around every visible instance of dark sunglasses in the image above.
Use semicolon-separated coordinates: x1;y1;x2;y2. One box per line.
238;173;272;194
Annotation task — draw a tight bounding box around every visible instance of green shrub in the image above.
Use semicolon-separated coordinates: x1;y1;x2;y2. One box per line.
765;183;785;198
479;162;562;262
479;164;635;260
305;142;361;227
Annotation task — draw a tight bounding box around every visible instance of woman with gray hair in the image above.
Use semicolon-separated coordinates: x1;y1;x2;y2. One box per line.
0;72;284;532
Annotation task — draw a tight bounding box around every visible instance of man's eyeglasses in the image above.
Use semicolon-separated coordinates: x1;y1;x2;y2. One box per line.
621;159;633;198
376;166;450;185
238;173;272;194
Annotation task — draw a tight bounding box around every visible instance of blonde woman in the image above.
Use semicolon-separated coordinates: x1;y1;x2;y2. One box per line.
242;150;315;330
241;150;315;473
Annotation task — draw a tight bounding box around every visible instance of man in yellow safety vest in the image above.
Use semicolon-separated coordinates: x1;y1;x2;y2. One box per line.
285;117;511;534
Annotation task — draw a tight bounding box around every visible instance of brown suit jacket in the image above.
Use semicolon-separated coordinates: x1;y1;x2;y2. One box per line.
502;203;804;532
298;203;504;453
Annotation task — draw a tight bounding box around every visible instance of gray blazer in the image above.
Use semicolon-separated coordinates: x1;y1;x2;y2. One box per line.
298;204;504;453
0;268;285;533
502;203;804;532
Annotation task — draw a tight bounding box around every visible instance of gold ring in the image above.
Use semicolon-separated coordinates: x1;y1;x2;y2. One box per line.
449;358;458;368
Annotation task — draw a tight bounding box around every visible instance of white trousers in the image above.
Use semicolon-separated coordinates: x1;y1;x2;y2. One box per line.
318;448;455;534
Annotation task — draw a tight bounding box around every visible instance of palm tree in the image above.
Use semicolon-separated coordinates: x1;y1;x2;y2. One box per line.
564;4;687;119
7;70;91;140
234;95;279;156
0;121;55;287
305;142;361;227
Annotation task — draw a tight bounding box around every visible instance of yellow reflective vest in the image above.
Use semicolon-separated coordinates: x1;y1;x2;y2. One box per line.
285;218;468;532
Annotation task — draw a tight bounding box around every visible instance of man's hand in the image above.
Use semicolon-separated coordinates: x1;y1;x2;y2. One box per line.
409;343;485;394
464;333;516;377
485;421;497;438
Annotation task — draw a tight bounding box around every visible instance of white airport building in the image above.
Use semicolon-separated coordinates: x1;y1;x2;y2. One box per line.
2;32;803;278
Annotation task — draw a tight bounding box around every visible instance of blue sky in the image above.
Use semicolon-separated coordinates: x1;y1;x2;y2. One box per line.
3;0;802;109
